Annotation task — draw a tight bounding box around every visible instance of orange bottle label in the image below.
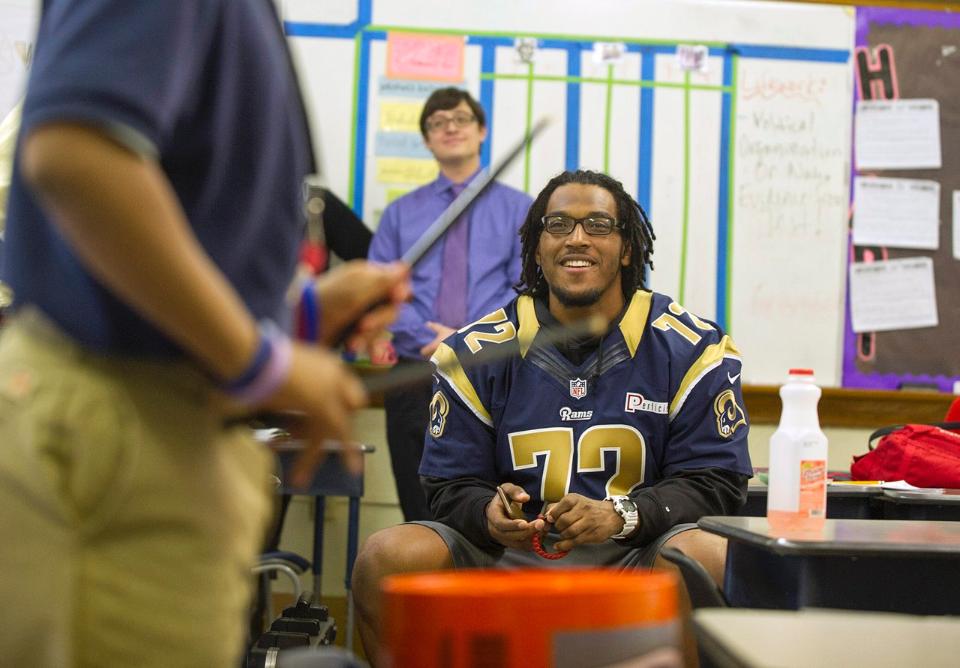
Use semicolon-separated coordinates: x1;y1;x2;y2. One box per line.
799;459;826;518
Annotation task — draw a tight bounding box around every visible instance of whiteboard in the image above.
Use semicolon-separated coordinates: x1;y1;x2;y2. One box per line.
285;0;856;386
731;57;852;385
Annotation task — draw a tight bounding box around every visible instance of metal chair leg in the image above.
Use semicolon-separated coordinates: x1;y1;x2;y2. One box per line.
345;496;361;653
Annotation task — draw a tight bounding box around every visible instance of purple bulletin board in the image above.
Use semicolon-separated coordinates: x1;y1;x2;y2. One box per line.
843;7;960;393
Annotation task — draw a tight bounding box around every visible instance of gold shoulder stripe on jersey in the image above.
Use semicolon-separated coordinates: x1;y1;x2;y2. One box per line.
619;290;653;357
516;295;540;358
430;343;493;427
669;335;742;419
457;308;509;334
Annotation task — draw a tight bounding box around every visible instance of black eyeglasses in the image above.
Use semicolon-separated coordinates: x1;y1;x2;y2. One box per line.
425;112;477;133
541;215;621;236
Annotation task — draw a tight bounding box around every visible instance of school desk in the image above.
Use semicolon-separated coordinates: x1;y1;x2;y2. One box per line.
699;516;960;615
694;608;960;668
740;481;883;519
878;488;960;521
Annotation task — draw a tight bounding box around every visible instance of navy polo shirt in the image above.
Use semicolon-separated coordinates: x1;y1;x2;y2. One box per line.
3;0;313;357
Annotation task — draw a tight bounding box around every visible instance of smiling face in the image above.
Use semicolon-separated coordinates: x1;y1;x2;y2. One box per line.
535;183;632;322
422;100;487;169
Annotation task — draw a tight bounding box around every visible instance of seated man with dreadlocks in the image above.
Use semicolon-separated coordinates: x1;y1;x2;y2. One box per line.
353;170;752;661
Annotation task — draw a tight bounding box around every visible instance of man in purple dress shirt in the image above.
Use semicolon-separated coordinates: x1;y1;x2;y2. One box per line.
368;88;532;520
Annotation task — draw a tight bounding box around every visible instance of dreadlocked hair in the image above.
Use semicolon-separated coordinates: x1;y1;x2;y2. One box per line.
514;170;655;299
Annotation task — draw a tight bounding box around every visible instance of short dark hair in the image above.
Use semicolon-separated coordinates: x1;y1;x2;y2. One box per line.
515;170;655;299
419;87;486;138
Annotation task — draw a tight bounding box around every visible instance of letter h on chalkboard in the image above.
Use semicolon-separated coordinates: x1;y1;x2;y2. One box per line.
852;45;899;362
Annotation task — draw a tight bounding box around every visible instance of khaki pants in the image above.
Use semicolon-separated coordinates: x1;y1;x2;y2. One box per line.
0;310;273;667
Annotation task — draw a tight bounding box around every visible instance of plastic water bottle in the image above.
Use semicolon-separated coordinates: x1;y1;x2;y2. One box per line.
767;368;828;533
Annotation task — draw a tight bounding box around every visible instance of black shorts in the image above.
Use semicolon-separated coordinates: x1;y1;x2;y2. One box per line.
410;521;697;569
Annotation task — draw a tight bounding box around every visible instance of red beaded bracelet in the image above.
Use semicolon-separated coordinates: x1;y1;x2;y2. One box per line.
531;514;569;560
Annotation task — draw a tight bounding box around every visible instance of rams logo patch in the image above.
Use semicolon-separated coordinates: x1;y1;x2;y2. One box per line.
429;391;450;438
713;389;746;438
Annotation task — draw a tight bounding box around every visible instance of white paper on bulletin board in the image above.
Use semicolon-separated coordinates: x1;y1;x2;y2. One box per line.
855;99;942;170
849;257;938;333
853;176;940;250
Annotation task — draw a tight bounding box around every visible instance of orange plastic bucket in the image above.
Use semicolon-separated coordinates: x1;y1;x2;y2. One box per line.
382;568;680;668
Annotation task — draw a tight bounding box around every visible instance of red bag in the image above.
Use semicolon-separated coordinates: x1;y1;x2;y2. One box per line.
851;422;960;487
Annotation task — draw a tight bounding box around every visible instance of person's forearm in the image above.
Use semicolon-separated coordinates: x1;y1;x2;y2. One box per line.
622;468;749;546
21;122;258;379
422;475;503;552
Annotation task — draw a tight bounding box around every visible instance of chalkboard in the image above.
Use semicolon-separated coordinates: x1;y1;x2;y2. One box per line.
284;0;856;386
844;6;960;394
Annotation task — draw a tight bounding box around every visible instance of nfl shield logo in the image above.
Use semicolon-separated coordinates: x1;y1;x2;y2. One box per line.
569;378;588;400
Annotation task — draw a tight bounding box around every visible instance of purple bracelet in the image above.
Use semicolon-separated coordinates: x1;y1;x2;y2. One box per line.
224;321;293;406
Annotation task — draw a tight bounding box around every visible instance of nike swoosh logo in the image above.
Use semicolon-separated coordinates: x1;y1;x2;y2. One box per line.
727;372;741;384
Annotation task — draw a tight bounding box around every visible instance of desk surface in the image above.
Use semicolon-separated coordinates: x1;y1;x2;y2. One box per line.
253;429;372;496
747;481;880;497
694;609;960;668
883;489;960;504
699;515;960;557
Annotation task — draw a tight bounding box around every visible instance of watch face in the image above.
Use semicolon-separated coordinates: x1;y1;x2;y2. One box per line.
620;499;638;514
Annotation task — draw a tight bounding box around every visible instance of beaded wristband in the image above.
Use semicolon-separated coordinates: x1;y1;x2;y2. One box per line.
532;514;569;560
223;320;292;406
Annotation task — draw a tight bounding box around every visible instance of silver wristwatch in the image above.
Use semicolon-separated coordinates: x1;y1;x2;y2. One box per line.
605;495;639;539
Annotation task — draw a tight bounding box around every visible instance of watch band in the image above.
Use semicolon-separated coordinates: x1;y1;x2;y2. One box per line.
605;495;639;539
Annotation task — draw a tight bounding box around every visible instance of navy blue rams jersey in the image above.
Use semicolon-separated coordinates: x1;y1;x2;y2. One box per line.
419;290;752;516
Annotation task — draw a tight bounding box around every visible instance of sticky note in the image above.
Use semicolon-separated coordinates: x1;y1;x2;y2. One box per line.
378;101;423;133
375;158;439;185
387;32;465;82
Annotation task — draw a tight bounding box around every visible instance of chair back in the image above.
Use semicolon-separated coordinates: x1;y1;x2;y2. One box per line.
659;546;729;609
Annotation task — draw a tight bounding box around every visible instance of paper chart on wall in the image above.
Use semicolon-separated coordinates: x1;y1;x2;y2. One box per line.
855;99;942;170
849;257;938;333
853;177;940;249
